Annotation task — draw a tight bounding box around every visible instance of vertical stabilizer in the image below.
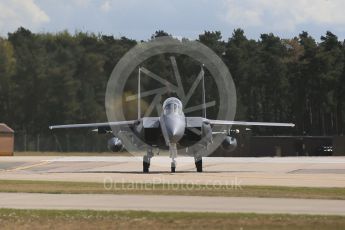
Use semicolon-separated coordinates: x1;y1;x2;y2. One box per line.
201;65;206;118
138;67;141;119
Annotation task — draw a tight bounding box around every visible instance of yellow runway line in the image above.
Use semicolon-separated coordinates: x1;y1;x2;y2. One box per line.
4;161;51;172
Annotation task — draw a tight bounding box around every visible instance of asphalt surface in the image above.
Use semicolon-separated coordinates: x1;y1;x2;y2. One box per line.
0;193;344;215
1;156;345;187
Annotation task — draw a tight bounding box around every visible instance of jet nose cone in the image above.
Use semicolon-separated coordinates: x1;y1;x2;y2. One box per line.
162;116;185;143
168;126;183;142
172;127;179;136
167;124;180;138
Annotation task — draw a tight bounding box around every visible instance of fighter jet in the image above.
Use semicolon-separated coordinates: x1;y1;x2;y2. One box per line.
50;67;295;173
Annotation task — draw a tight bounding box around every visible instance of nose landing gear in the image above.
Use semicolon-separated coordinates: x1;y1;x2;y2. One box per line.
169;143;177;173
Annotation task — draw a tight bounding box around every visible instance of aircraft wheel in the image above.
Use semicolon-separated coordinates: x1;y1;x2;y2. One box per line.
143;156;150;173
195;159;203;172
171;161;176;173
143;162;149;173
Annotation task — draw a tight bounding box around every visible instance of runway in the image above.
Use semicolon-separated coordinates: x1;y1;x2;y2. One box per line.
0;156;345;187
0;193;344;215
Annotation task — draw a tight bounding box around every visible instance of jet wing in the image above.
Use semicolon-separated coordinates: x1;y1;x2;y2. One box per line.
205;119;295;127
49;121;137;130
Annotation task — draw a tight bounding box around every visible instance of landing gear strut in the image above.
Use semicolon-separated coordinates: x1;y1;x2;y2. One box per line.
169;143;177;173
143;148;153;173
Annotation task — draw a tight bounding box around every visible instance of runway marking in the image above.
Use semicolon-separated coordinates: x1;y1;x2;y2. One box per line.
46;156;143;162
4;161;51;172
289;169;345;174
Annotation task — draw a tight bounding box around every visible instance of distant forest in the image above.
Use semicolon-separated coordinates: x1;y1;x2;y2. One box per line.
0;27;344;136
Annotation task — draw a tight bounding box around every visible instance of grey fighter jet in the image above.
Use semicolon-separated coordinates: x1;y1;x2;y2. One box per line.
50;67;295;173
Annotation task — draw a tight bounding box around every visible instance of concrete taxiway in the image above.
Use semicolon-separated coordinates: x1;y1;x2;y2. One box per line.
0;193;344;215
0;156;345;187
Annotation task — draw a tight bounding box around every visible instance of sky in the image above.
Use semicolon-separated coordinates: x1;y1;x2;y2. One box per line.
1;0;345;41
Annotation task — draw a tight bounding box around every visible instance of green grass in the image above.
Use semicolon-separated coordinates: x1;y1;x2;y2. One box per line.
0;179;344;200
0;208;344;230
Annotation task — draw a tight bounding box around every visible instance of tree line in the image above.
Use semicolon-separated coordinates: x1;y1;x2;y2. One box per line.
0;28;344;136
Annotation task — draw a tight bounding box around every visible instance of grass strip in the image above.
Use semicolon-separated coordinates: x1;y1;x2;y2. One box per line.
0;208;345;230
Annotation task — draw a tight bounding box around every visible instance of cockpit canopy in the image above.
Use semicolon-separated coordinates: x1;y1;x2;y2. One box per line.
163;97;183;115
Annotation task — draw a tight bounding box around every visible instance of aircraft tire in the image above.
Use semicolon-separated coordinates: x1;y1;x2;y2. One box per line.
195;159;203;172
143;162;149;173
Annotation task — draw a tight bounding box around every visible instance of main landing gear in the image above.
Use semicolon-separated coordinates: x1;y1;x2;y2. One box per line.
143;148;153;173
143;156;150;173
194;157;203;172
171;159;176;173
